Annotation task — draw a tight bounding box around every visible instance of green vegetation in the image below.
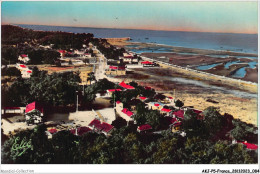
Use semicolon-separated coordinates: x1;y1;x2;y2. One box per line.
1;122;257;164
1;67;21;77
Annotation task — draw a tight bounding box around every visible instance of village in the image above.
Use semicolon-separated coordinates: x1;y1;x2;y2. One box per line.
1;41;257;152
1;25;258;165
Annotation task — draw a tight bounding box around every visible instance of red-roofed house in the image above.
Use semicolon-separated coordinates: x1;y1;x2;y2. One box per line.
105;65;126;76
58;50;66;57
119;81;135;90
88;119;114;136
139;96;147;101
70;127;91;136
141;61;159;67
173;110;185;119
122;53;138;64
106;88;122;97
25;102;44;124
239;141;258;150
18;54;30;64
161;108;172;116
116;101;134;124
48;129;58;134
137;124;152;132
2;107;25;115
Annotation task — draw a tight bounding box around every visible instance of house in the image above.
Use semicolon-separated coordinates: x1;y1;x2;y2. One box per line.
58;50;66;58
169;118;181;132
105;64;126;76
137;124;152;133
21;69;32;78
147;102;164;111
74;50;85;57
119;81;135;90
238;141;258;150
106;89;122;97
2;107;25;115
139;96;148;102
88;119;114;136
121;53;138;64
115;101;135;124
141;61;159;67
160;108;172;116
25;101;44;124
70;126;91;136
18;54;30;64
172;110;185;120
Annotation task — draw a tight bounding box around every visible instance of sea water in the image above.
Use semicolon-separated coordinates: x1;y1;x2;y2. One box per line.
17;24;258;54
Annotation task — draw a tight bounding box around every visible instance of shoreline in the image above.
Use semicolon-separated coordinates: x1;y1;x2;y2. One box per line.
107;38;258;57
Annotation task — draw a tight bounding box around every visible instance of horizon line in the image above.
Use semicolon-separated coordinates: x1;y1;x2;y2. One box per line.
4;23;258;35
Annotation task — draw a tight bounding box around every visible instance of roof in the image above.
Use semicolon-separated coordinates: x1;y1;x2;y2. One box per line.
154;103;160;107
173;110;184;119
58;50;66;53
108;89;122;92
139;96;147;100
109;65;125;70
20;54;28;58
116;101;121;104
70;127;91;136
48;129;57;134
88;119;101;127
161;108;172;112
88;119;114;133
27;70;32;73
4;107;20;110
138;124;152;131
167;96;173;99
122;108;134;117
170;118;178;124
141;61;153;64
20;64;27;68
99;122;114;133
25;101;44;113
119;81;135;89
240;141;258;150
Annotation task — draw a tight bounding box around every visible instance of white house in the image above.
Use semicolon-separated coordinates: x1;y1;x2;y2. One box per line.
18;54;30;64
115;101;135;124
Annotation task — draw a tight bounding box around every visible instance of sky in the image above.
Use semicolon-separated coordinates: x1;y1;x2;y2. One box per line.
1;1;258;34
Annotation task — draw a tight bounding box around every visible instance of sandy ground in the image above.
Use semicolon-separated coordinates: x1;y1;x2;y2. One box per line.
164;92;257;125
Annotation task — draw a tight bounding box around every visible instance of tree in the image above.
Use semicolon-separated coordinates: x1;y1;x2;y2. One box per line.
87;72;96;85
175;99;184;109
203;107;224;135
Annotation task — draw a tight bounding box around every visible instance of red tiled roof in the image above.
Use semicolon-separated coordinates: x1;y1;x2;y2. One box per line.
161;108;172;112
141;61;153;64
71;127;91;136
116;101;121;104
21;54;28;58
241;142;258;150
58;50;66;53
25;101;44;113
100;122;114;133
154;103;160;107
108;89;122;92
173;110;184;119
27;70;32;73
109;65;125;70
48;129;57;134
122;108;133;117
174;122;182;127
138;124;152;131
88;119;101;127
119;81;135;89
167;96;173;99
139;96;147;100
20;64;27;68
